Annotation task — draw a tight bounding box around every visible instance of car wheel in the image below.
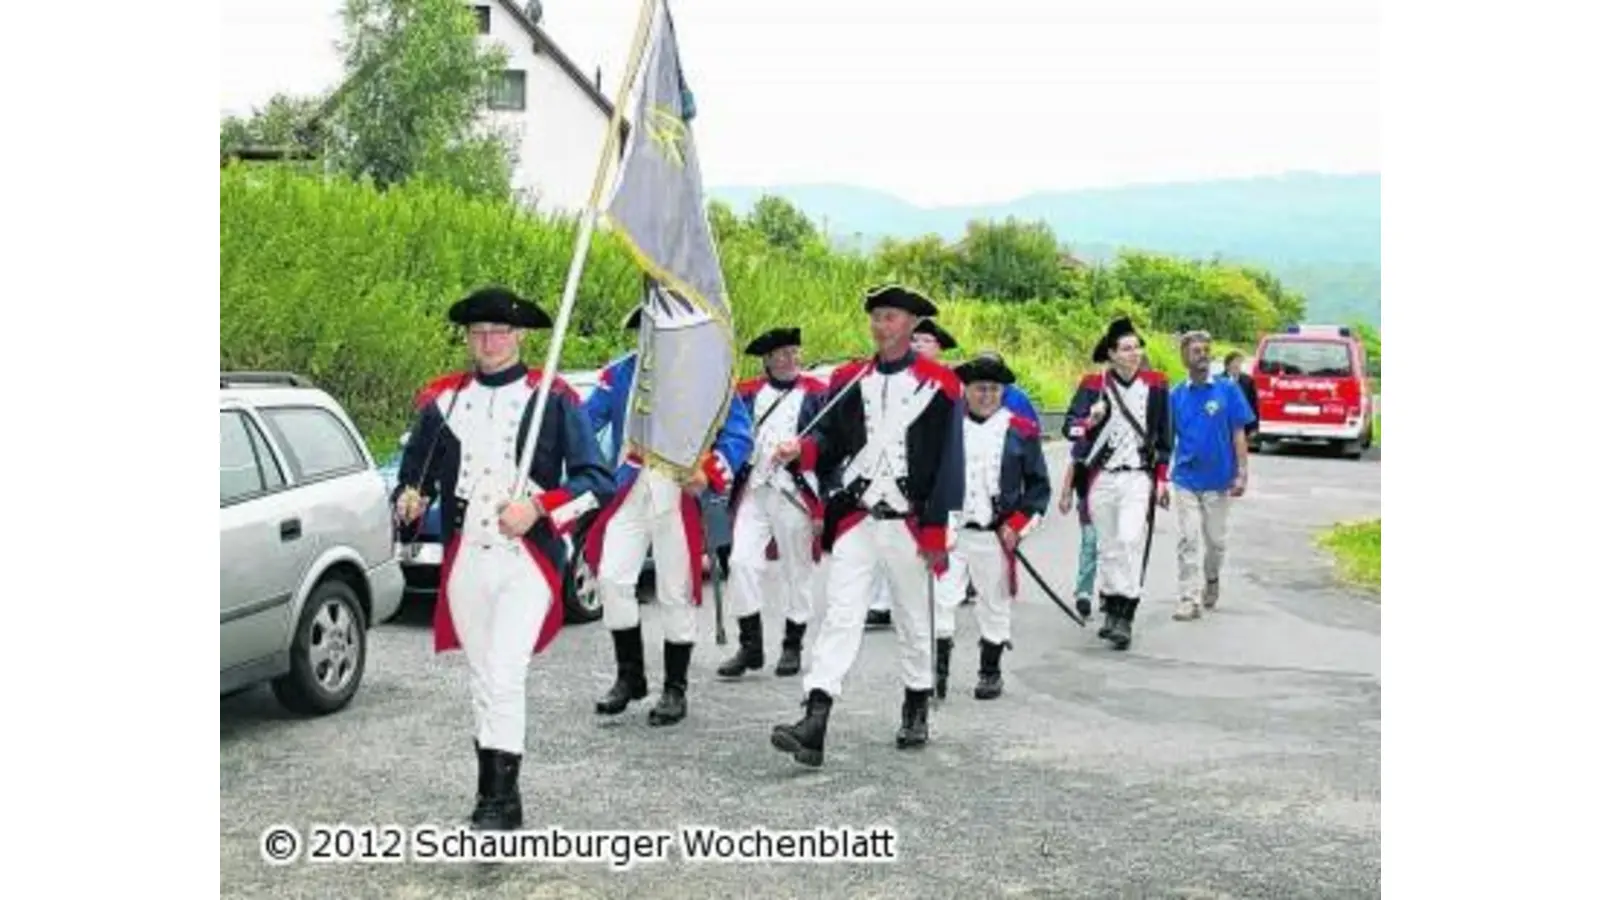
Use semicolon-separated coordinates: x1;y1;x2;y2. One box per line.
562;554;603;625
271;578;367;715
1337;439;1365;460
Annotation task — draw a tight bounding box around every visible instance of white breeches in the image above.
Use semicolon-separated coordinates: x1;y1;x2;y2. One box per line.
728;484;817;624
939;532;1011;645
1089;470;1153;599
598;467;697;644
803;518;935;697
445;542;553;756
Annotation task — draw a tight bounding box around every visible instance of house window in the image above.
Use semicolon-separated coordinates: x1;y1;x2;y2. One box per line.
488;70;527;111
473;5;491;34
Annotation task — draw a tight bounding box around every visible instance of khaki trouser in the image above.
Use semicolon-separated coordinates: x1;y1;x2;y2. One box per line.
1175;487;1232;603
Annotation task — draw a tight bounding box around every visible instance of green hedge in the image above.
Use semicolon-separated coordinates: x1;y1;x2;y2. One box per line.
221;165;1181;447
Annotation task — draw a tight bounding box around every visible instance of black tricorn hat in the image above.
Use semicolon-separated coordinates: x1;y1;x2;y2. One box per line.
955;355;1015;385
1092;316;1142;363
913;318;959;351
447;286;552;329
745;326;801;357
863;283;939;318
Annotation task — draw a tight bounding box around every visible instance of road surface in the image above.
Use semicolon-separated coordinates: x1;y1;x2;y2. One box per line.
222;443;1380;898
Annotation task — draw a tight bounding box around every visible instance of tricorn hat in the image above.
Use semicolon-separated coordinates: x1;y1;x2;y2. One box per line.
448;286;552;329
863;283;938;318
1092;316;1142;363
912;318;959;351
955;354;1015;386
745;326;801;357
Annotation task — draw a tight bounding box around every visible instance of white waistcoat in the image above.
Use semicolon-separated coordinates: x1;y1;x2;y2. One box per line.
442;377;540;550
1101;376;1150;470
843;367;932;512
959;409;1013;527
749;381;806;491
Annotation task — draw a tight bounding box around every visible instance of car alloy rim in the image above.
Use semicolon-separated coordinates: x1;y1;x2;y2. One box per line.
307;598;360;693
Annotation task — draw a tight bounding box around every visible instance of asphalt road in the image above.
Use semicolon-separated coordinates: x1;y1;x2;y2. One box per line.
221;442;1380;898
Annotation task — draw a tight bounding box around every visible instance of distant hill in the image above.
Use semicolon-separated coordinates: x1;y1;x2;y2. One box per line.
709;172;1381;328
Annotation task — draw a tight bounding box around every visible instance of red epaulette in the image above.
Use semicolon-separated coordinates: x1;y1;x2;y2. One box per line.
1136;369;1169;388
799;373;830;394
829;358;871;390
1078;371;1106;391
1008;415;1041;440
910;356;962;402
527;369;579;404
736;376;766;399
416;371;471;409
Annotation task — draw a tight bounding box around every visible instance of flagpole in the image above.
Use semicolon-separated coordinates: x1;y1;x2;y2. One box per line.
512;0;659;502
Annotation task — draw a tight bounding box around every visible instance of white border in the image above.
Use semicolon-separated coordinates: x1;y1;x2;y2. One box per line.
2;0;215;891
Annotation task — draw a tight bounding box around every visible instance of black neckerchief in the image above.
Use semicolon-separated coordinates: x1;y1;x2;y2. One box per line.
875;348;916;375
476;362;527;387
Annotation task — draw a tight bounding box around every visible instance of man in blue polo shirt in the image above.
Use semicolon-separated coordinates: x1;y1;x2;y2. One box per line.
1169;330;1254;621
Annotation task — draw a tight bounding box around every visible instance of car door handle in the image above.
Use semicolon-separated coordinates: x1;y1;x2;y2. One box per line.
280;518;302;542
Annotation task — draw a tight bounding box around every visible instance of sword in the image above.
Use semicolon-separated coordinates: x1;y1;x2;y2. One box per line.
926;564;938;694
1013;547;1087;627
1137;478;1159;592
703;499;727;645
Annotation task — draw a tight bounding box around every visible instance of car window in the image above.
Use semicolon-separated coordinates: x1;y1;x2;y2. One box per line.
1257;341;1353;378
259;406;366;481
221;410;284;503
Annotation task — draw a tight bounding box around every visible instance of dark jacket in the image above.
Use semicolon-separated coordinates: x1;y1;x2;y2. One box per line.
1063;369;1174;483
792;351;965;555
394;364;617;570
980;412;1053;538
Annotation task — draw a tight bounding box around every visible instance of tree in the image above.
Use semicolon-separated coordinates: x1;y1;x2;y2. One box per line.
220;93;326;156
1239;265;1308;329
954;218;1065;303
322;0;516;199
874;235;961;298
748;195;819;252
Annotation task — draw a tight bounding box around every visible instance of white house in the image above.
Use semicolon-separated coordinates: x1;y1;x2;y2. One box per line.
250;1;623;216
470;1;622;216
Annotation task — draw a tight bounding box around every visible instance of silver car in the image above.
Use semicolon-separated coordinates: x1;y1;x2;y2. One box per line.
221;372;404;714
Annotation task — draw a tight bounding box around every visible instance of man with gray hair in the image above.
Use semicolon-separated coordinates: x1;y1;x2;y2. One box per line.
1168;329;1254;620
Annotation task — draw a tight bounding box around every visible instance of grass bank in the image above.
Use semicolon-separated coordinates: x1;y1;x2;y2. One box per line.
1317;519;1380;593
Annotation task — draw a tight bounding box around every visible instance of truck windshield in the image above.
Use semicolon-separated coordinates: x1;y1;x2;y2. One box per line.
1258;340;1353;377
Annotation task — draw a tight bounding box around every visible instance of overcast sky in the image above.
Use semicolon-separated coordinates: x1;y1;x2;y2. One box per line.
220;0;1379;206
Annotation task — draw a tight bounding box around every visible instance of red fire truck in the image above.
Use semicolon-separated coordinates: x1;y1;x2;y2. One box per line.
1249;324;1375;459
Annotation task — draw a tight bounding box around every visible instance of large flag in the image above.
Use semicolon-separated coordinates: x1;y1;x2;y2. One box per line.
605;0;735;476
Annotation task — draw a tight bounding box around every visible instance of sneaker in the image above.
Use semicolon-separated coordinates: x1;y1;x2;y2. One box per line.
1172;599;1201;621
1202;580;1220;610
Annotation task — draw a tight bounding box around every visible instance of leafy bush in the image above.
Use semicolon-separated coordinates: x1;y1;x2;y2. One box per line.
222;166;1196;443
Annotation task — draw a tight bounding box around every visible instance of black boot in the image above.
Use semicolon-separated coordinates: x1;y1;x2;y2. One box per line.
1097;594;1120;640
774;620;806;677
469;741;493;826
595;626;648;715
648;641;692;726
770;688;832;767
895;688;931;748
934;637;953;700
975;639;1008;699
1109;597;1138;651
474;750;523;831
716;613;764;677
